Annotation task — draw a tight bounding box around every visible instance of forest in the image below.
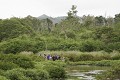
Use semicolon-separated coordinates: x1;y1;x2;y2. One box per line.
0;5;120;80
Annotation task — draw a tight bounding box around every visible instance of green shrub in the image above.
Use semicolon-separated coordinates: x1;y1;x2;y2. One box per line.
0;75;8;80
111;55;120;60
0;54;34;69
0;61;19;70
12;55;34;69
64;53;79;62
28;54;45;61
78;54;94;61
46;66;66;80
0;37;45;54
25;69;49;80
58;41;79;51
79;39;103;52
94;54;111;61
104;42;120;52
4;69;29;80
0;69;5;76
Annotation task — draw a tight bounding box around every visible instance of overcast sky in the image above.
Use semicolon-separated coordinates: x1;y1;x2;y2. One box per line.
0;0;120;19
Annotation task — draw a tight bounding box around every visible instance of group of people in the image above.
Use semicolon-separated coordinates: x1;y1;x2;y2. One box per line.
42;54;65;61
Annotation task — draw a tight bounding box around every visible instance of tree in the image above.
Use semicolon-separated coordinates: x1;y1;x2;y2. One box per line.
95;16;107;26
114;13;120;24
106;17;114;27
21;15;42;32
81;15;95;27
67;5;78;19
46;18;53;32
0;18;34;41
55;5;80;39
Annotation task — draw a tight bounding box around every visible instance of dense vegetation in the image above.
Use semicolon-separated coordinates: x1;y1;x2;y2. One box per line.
0;5;120;79
0;53;66;80
0;6;120;53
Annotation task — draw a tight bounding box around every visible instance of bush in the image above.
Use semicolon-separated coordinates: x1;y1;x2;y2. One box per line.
79;39;103;52
0;37;45;54
104;42;120;52
4;69;29;80
46;66;66;80
28;54;45;61
64;53;79;62
11;55;34;69
0;61;19;70
78;54;94;61
0;75;8;80
58;41;79;51
25;69;49;80
0;54;34;69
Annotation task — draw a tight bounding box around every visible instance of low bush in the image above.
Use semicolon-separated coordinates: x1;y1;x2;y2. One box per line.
45;65;66;80
79;39;103;52
0;61;19;70
0;37;45;54
0;75;8;80
12;55;34;69
64;53;79;62
104;42;120;52
4;69;28;80
0;54;34;69
78;53;94;61
25;69;49;80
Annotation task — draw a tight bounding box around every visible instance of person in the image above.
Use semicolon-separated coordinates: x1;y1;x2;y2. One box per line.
47;54;52;60
52;55;56;61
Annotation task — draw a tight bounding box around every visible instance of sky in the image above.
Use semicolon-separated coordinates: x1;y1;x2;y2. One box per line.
0;0;120;19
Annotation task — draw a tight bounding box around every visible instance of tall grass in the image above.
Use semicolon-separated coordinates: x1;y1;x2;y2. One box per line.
37;51;120;61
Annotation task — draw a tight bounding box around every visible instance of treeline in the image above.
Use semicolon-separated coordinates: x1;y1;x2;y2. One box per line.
0;6;120;54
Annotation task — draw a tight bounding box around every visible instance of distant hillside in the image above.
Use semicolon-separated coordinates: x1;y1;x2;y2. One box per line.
38;14;66;23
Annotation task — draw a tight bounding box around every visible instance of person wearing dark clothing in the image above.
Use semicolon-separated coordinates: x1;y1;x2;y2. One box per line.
52;55;56;61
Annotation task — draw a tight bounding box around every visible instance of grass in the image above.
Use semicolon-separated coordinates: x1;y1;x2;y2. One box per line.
37;51;120;61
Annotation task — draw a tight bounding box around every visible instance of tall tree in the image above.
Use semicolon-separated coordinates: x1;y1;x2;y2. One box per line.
95;16;107;26
114;13;120;24
0;18;34;41
67;5;78;19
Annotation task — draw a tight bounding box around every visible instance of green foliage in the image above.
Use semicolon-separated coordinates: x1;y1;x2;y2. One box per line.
0;61;18;70
25;69;49;80
12;55;34;69
4;69;29;80
78;54;94;61
95;16;107;26
114;13;120;24
0;12;120;53
45;66;66;80
64;53;79;62
0;18;34;41
94;27;113;39
79;39;103;52
57;40;79;51
0;54;34;69
0;76;8;80
0;36;45;54
104;42;120;52
93;27;120;43
67;5;77;19
82;15;95;27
